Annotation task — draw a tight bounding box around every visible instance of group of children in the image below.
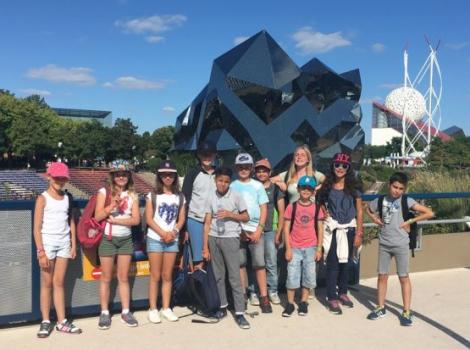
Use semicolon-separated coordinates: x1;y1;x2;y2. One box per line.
34;143;434;336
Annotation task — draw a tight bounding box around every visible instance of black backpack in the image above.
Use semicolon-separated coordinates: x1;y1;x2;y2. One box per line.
377;194;418;257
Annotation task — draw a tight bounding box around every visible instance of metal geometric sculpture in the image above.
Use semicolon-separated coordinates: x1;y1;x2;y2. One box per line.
173;30;364;173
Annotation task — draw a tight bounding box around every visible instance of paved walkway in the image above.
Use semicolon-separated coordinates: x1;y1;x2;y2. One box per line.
2;268;469;350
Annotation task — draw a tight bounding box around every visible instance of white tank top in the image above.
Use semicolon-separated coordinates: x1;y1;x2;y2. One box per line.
41;191;70;244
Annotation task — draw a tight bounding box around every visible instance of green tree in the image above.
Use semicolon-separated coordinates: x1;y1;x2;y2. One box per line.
7;98;57;165
108;118;140;162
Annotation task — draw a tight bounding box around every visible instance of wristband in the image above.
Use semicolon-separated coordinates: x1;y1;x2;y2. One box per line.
173;227;180;234
37;248;44;254
316;246;323;252
259;223;265;229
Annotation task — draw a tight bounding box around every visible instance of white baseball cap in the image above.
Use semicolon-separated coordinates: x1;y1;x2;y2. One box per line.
235;153;254;165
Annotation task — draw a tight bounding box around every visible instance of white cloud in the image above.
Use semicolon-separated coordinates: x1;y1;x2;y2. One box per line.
372;43;386;53
292;27;351;54
146;35;165;44
18;88;52;96
26;64;96;85
445;42;469;50
234;36;249;45
162;106;176;113
115;15;186;43
380;83;402;90
103;76;165;90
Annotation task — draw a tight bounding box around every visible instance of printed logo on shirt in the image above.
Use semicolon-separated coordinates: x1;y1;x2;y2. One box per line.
300;214;311;225
158;203;179;225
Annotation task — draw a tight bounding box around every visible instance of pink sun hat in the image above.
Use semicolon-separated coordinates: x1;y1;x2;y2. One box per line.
47;162;70;179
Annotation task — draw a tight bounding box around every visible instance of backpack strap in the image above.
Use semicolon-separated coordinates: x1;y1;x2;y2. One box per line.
104;187;113;240
377;195;385;219
401;194;409;221
289;201;297;233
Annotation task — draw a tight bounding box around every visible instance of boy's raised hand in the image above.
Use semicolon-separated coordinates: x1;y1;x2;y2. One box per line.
216;209;232;220
372;215;384;227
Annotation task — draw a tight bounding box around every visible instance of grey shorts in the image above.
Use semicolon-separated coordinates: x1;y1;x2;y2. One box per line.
378;244;409;277
239;232;265;268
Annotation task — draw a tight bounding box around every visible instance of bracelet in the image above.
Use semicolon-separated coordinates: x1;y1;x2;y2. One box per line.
316;246;323;252
259;223;265;229
173;227;179;233
37;248;44;254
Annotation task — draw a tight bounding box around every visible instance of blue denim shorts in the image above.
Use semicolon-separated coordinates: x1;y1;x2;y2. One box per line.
147;237;179;253
286;246;317;289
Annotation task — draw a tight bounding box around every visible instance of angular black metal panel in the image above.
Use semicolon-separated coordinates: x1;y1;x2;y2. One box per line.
172;30;364;173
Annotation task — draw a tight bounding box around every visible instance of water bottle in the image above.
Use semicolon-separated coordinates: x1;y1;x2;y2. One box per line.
216;203;225;234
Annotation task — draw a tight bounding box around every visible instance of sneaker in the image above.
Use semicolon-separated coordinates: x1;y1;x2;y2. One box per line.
259;296;273;313
282;303;295;317
98;313;111;330
400;310;413;326
55;319;82;334
148;309;161;324
339;294;354;308
298;301;308;316
161;308;179;322
269;291;281;305
249;293;260;306
235;314;250;329
121;312;138;327
367;306;386;320
215;308;227;320
37;321;53;338
327;300;343;315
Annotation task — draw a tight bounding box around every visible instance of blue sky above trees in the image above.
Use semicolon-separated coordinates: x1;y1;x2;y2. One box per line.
1;0;469;142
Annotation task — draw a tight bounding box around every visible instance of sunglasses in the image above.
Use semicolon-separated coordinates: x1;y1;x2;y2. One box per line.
159;172;176;178
333;162;350;170
237;165;252;171
113;172;129;178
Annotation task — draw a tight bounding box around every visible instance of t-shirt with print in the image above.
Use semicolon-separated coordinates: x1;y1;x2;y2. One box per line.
146;192;185;242
264;182;285;232
279;170;324;204
230;179;269;232
205;189;248;238
369;195;417;247
284;202;325;248
99;188;135;237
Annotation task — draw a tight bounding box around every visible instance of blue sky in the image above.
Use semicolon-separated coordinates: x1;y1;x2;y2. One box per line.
1;0;469;142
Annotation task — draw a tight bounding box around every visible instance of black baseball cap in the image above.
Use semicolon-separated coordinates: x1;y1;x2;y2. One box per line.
157;160;177;173
197;139;217;155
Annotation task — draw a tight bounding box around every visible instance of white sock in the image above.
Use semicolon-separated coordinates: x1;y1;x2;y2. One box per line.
42;319;50;323
101;310;109;315
122;309;130;314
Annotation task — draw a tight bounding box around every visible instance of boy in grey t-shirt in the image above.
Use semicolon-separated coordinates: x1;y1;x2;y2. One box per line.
202;167;251;329
366;172;434;326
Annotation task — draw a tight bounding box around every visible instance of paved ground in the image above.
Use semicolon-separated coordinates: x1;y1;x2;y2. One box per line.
2;268;469;350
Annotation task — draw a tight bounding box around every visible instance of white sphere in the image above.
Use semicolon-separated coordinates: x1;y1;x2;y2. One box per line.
384;87;426;121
